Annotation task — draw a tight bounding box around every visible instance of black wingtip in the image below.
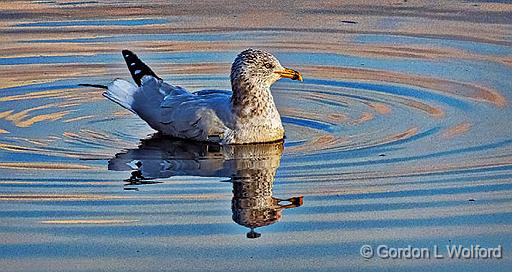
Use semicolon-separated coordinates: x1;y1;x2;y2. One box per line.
122;50;161;86
78;83;108;89
122;49;132;56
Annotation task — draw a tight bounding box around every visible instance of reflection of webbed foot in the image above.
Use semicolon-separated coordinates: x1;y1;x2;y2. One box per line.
247;229;261;239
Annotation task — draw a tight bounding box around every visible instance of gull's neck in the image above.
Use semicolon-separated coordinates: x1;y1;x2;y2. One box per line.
231;79;277;119
228;78;284;144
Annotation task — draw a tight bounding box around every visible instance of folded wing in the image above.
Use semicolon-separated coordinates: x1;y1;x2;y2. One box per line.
103;50;234;143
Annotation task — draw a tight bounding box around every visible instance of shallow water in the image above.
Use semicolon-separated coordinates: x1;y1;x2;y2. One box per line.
1;1;512;271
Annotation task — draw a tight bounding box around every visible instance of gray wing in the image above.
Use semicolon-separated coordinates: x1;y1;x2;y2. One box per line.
158;89;234;142
194;89;232;96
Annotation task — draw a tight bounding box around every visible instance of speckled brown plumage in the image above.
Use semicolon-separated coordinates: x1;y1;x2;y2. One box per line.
230;49;279;118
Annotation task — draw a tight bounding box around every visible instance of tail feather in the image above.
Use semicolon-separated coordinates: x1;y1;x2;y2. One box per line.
122;49;161;86
102;79;138;113
80;50;166;131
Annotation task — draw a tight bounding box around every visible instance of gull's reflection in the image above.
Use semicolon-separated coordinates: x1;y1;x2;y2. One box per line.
108;135;303;238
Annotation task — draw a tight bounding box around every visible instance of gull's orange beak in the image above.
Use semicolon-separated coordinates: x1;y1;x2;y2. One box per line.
275;68;303;81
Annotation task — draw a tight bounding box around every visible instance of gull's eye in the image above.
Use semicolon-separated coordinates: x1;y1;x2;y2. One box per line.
264;63;274;69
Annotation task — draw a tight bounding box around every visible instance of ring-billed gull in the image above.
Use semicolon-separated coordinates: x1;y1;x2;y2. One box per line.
81;48;302;144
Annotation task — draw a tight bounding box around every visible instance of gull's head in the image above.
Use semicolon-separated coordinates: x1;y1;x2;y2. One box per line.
230;48;302;90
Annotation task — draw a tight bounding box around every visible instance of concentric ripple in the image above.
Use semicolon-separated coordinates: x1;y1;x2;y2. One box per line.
1;50;509;170
1;1;511;271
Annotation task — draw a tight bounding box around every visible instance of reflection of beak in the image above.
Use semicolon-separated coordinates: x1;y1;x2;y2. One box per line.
275;68;303;81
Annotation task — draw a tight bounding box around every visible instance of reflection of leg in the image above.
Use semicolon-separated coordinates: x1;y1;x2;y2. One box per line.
276;196;303;209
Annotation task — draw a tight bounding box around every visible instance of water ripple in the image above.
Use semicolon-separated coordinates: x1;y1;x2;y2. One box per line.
1;1;511;270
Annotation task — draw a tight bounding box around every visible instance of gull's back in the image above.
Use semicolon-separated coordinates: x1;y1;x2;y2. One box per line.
158;83;235;142
103;50;235;143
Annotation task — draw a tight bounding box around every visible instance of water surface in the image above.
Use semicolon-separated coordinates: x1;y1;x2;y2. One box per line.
1;1;511;271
